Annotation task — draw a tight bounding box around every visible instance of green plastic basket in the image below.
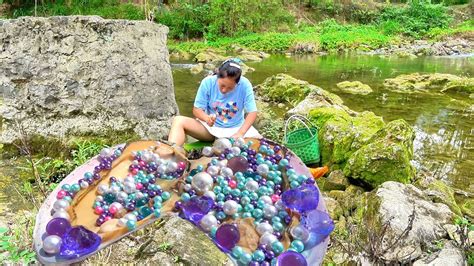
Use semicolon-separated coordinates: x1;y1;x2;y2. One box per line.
283;114;320;165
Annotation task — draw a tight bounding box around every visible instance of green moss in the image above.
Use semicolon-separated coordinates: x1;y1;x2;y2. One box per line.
351;111;385;150
255;74;316;105
427;180;463;217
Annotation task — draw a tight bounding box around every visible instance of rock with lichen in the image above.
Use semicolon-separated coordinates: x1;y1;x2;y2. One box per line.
336;81;373;95
383;73;472;94
255;74;319;106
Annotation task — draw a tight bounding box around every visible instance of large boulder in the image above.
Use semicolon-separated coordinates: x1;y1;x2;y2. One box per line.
336;81;373;95
255;74;318;106
357;182;454;263
0;16;178;143
344;119;416;188
383;73;473;94
85;216;231;265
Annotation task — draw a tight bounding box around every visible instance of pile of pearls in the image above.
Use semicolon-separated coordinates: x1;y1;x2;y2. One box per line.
175;138;316;265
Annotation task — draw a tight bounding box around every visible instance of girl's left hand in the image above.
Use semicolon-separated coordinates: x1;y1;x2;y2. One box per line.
231;132;244;139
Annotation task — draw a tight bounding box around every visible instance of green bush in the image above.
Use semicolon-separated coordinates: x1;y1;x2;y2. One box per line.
379;0;452;38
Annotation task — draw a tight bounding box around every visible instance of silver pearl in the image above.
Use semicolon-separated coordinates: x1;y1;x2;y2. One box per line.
290;224;310;243
200;213;218;232
124;176;135;183
245;180;259;192
52;209;70;220
263;205;278;219
223;200;239;215
183;184;192;192
259;232;278;246
100;148;112;158
231;147;241;156
123;182;136;194
275;199;285;210
124;213;137;222
117;192;128;201
217;159;228;168
257;164;270;176
95;195;104;202
152;154;160;163
79;180;89;189
97;184;109;195
234;137;246;148
202;146;213;157
166;161;178;172
212;138;232;154
157;165;167;174
117;218;128;227
206;165;220;176
136;192;144;199
259;196;272;205
221;167;233;178
191;172;214;193
256;222;274;235
53;199;69;211
110;185;121;194
203;191;216;200
43;235;62;254
142;151;152;162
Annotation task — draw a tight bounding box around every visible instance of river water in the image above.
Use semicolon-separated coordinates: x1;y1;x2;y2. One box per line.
172;54;474;193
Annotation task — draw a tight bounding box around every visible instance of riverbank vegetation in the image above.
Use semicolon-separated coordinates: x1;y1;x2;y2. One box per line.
1;0;472;53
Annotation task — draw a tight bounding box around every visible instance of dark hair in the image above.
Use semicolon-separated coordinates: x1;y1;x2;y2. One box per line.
214;59;242;84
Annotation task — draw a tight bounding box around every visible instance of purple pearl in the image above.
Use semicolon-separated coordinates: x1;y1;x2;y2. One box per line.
87;179;94;185
249;262;259;266
276;251;307;266
149;191;157;197
46;218;71;237
225;195;232;201
274;231;282;239
258;244;268;251
265;250;275;259
306;178;315;184
126;203;135;211
94;166;102;172
251;200;257;206
215;224;240;252
174;201;183;210
149;178;156;184
284;215;292;224
96;217;105;226
189;189;196;196
261;262;271;266
110;177;117;183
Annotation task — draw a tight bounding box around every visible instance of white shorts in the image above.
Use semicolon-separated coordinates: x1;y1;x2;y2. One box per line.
198;119;262;139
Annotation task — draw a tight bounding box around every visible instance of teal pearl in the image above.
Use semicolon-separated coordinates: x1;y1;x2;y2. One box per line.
252;208;263;219
216;175;225;183
268;149;275;155
267;181;275;188
256;153;263;159
256;157;265;164
154;209;161;217
254;175;262;181
241;190;250;197
210;226;218;238
84;172;93;179
242;212;252;218
103;205;109;211
216;193;225;201
128;193;137;200
278;211;288;218
298;175;307;183
257;187;267;196
271;241;284;254
139;206;152;217
249;192;259;200
196;165;204;171
61;184;71;191
237;204;243;212
239;253;252;264
237;182;245;190
248;141;253;146
240;152;248;157
154;202;162;209
181;193;191;201
290;240;305;252
271;258;277;266
63;196;72;202
232;246;243;258
216;211;226;220
226;154;234;159
272;216;282;224
244;204;255;212
133;211;139;216
186;175;193;183
252;250;266;262
236;175;245;183
241;196;251;205
114;149;122;156
257;199;266;209
126;220;136;230
290;180;300;188
161;191;171;201
235;172;244;179
279;159;289;166
274;176;282;184
211;158;218;165
222;186;232;195
136;151;143;156
213;186;222;194
154;196;163;203
232;213;240;219
93;201;102;208
218;180;227;188
272;221;284;232
71;184;80;192
231;189;241;197
265;160;272;167
267;171;277;180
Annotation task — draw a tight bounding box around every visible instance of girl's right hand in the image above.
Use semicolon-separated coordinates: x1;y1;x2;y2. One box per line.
207;114;216;126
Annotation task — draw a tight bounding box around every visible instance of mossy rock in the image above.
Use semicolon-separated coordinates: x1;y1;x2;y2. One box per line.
255;74;317;106
350;111;385;151
425;180;463;217
336;81;373;95
383;73;464;93
441;77;474;94
343;120;416;189
194;48;227;63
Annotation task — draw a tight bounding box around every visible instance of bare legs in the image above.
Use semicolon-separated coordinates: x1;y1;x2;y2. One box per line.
168;116;215;146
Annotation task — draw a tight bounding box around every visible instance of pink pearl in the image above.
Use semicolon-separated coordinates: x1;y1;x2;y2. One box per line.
109;206;117;215
228;180;237;189
104;216;112;222
139;160;146;167
131;169;138;175
94;206;104;215
271;194;280;203
178;161;186;169
56;190;67;199
136;183;144;190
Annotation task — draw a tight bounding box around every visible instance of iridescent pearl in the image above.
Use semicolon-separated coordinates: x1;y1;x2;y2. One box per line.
223;200;239;215
213;138;232;154
79;180;89;189
253;250;266;262
97;184;109;195
123;182;136;194
161;191;171;201
234;137;246;148
117;192;128;201
53;199;69;211
231;147;241;156
290;224;310;243
126;220;136;230
110;185;121;194
245;180;259;192
275;200;286;210
100;148;112;158
167;161;178;172
117;218;128;227
232;246;244;258
52;209;70;220
239;253;252;264
183;184;192;191
217;159;228;168
200;213;218;232
221;167;233;178
257;164;269;176
260;196;272;205
202;146;213;157
204;191;216;200
256;222;274;235
290;240;305;253
271;241;284;254
42;235;62;254
259;232;278;246
206;165;220;176
124;213;137;222
124;176;135;183
192;172;214;193
157;165;167;174
263;205;278;219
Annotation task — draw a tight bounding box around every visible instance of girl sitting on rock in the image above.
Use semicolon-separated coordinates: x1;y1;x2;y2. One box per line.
168;59;261;147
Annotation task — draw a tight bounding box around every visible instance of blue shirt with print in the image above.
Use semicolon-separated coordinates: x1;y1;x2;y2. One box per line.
194;75;257;128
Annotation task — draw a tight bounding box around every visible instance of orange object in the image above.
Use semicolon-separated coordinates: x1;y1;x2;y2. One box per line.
309;166;329;179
